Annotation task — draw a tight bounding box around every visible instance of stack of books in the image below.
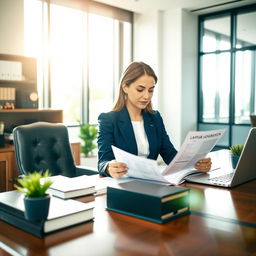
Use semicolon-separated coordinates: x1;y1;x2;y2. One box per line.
0;190;94;237
45;175;98;199
107;180;190;224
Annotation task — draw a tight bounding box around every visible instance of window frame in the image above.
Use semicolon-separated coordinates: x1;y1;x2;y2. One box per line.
27;0;133;126
198;4;256;148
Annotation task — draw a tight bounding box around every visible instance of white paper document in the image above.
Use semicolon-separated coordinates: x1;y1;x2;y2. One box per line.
112;129;225;185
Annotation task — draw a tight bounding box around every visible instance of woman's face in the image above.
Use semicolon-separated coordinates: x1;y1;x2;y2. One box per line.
122;75;155;111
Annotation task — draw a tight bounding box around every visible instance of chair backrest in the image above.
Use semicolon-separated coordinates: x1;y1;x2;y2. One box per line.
13;122;76;176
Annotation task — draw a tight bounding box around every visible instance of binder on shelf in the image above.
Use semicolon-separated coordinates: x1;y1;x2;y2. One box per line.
0;190;95;237
0;60;22;81
0;87;16;109
107;180;190;224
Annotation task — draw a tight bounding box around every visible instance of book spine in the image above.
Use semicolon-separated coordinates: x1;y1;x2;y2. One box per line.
0;202;24;218
162;193;190;215
0;209;44;238
107;207;164;224
107;207;190;224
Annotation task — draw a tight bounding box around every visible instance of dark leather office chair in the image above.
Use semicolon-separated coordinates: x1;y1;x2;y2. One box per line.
250;115;256;127
13;122;98;177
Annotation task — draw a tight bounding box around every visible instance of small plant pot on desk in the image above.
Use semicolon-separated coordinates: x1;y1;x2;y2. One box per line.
231;155;240;169
15;170;53;222
24;194;50;221
229;144;243;169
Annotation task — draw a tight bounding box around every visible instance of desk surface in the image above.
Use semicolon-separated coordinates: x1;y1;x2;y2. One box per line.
1;179;256;256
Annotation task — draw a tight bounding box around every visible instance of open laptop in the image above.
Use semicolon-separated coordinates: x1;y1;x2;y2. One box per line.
184;127;256;188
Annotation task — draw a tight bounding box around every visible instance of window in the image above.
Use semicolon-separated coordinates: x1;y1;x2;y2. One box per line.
198;5;256;147
50;4;84;125
201;53;230;123
202;16;231;52
235;50;255;124
24;0;132;125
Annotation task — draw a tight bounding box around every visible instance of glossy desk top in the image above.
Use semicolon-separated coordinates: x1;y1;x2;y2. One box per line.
1;179;256;256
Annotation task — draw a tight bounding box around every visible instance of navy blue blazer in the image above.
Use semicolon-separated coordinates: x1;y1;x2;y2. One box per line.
97;107;177;176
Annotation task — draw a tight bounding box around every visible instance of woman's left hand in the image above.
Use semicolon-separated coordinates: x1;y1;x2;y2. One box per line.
195;157;212;172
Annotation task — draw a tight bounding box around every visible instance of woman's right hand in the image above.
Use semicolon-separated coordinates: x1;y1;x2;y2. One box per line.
107;160;128;179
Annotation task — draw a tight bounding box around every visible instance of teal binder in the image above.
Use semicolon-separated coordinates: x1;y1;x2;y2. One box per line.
107;180;190;224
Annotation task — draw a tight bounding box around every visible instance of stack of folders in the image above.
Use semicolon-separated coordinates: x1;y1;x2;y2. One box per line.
0;190;95;238
107;180;190;224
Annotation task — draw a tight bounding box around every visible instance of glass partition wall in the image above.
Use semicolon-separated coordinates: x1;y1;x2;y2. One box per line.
198;5;256;147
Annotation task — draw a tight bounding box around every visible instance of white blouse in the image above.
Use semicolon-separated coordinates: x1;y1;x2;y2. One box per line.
131;120;149;157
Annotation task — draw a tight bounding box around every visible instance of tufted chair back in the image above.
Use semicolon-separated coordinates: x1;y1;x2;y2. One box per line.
13;122;77;177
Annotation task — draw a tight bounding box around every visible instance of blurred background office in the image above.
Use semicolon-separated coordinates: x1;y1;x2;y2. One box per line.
0;0;256;151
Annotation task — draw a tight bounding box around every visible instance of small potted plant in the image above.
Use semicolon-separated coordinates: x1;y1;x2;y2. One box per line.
230;144;243;169
78;121;98;157
15;170;53;222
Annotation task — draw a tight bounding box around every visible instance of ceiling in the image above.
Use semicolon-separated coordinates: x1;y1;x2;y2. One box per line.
93;0;256;14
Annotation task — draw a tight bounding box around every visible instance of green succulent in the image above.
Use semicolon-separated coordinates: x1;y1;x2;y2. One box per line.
14;170;53;198
78;121;98;157
230;144;244;156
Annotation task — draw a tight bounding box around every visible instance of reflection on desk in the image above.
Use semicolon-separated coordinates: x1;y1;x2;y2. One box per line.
1;179;256;255
184;180;256;225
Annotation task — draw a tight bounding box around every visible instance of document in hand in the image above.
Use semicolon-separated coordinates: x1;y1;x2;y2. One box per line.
112;129;225;185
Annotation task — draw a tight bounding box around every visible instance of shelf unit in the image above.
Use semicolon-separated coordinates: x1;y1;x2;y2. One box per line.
0;144;19;192
0;109;63;131
0;53;36;85
0;54;37;109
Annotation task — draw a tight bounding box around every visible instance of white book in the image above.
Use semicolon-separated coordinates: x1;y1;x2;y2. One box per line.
45;175;98;199
0;61;4;80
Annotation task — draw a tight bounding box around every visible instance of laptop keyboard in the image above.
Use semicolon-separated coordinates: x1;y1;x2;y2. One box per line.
209;172;234;183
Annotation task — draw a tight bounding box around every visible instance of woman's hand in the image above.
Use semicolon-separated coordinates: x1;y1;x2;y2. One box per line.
107;160;128;179
195;157;212;172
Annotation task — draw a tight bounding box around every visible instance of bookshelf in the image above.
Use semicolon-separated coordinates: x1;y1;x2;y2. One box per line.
0;54;37;109
0;54;36;82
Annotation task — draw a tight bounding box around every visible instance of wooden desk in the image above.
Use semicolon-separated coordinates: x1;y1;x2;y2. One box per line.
1;180;256;256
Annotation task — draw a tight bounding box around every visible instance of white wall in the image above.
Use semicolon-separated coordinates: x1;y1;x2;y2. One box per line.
181;10;198;142
133;9;198;149
0;0;24;54
133;11;161;109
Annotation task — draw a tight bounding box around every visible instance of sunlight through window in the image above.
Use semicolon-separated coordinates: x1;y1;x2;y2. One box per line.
24;0;132;125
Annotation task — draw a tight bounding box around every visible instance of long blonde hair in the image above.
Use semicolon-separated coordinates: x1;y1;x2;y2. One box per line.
113;62;158;113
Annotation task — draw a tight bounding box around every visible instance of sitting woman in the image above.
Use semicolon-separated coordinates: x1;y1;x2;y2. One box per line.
97;61;211;178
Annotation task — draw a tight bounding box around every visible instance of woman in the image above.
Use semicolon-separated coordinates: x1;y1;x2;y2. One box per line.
97;61;211;178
